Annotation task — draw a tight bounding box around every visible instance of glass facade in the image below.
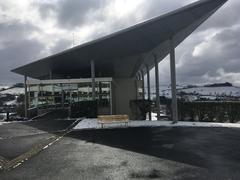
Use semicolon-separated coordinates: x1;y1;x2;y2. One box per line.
28;79;112;114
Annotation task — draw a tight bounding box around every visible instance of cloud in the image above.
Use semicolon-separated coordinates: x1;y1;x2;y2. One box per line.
0;0;239;86
0;38;44;83
37;2;56;20
168;24;240;86
198;0;240;30
50;39;72;54
54;0;107;29
203;68;240;85
142;0;191;19
0;21;40;47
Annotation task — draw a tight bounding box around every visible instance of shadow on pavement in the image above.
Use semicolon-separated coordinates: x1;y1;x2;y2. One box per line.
68;127;207;168
68;126;240;173
21;110;76;133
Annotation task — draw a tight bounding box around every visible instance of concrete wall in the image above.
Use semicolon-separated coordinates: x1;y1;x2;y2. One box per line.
113;78;137;119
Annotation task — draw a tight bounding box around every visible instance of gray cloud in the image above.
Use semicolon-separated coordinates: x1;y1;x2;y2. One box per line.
0;21;44;83
37;2;56;19
0;0;239;86
174;25;240;85
199;0;240;30
0;21;40;44
143;0;188;19
50;39;72;54
55;0;107;29
0;39;44;83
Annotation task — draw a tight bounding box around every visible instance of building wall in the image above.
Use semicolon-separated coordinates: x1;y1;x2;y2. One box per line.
113;78;137;119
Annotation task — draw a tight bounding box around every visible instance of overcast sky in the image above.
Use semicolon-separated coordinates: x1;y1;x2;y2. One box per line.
0;0;239;86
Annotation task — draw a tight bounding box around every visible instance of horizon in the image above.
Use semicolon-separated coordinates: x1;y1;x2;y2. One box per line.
1;81;240;89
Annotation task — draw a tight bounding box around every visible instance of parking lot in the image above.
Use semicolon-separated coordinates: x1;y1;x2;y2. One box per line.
1;116;240;179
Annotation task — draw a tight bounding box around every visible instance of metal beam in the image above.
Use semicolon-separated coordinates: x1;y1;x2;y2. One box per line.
146;65;152;121
91;60;96;100
24;75;28;119
170;39;178;123
154;55;160;120
26;77;113;85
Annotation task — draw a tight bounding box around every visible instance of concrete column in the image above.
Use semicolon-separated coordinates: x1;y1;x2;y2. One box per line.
146;65;152;121
154;55;160;120
170;39;178;123
91;60;96;100
141;70;145;100
24;75;28;118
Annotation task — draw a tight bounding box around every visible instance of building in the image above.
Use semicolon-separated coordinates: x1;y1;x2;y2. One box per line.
11;0;227;122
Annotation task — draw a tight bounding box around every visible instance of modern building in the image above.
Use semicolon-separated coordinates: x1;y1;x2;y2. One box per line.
12;0;228;122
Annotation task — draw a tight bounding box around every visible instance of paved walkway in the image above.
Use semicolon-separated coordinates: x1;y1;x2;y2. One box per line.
0;113;78;171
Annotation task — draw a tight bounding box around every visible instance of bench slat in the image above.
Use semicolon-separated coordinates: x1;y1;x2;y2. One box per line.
97;115;129;128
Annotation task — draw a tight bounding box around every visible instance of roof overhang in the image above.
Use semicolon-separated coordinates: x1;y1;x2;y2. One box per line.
12;0;228;79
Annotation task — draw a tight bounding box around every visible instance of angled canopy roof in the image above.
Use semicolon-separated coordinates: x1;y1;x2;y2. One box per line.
12;0;228;79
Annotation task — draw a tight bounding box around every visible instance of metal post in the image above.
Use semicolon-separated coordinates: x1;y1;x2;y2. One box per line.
146;65;152;121
141;70;145;100
52;84;55;106
61;84;64;108
154;55;160;120
137;72;141;99
24;75;28;118
36;85;40;109
91;60;96;100
99;82;102;101
49;69;52;79
110;82;113;115
138;72;141;80
170;39;178;123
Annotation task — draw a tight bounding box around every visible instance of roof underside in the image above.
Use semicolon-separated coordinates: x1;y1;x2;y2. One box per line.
12;0;227;79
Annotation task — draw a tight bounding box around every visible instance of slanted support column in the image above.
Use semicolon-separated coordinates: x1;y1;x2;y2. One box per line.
24;75;28;118
91;60;96;100
141;70;145;100
170;39;178;123
154;55;160;120
146;65;152;121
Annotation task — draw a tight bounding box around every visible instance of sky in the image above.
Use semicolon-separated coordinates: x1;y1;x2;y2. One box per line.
0;0;239;86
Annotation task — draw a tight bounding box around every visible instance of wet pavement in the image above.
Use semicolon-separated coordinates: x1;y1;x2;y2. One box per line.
1;117;240;179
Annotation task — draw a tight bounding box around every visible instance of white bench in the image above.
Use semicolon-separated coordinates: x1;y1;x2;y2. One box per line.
98;115;129;128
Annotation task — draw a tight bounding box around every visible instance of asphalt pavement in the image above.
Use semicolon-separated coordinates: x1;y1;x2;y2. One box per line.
1;117;240;179
0;111;77;171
